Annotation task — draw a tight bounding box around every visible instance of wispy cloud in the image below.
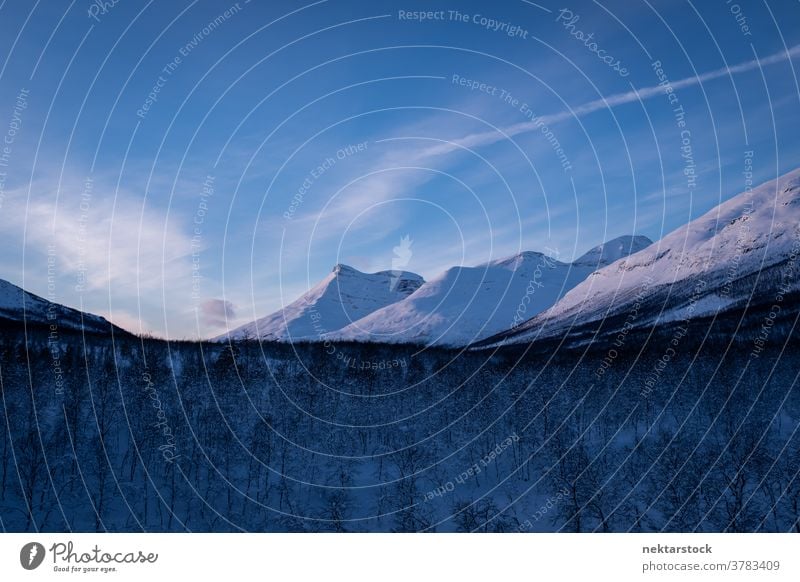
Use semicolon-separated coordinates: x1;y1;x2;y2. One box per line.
0;170;198;335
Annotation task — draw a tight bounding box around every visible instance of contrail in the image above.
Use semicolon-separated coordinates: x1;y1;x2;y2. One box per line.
423;44;800;157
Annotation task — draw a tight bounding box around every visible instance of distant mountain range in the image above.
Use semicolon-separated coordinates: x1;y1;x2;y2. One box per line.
221;169;799;348
217;235;652;346
323;236;652;346
3;169;797;348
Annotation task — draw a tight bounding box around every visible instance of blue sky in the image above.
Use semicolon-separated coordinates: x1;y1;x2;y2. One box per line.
0;0;798;338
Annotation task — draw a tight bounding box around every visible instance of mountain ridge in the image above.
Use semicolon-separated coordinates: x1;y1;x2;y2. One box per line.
323;235;652;346
0;278;125;336
483;168;800;347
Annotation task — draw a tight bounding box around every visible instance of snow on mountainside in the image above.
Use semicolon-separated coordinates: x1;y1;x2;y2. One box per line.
0;278;121;334
218;265;424;341
493;168;800;345
324;236;651;346
572;235;653;267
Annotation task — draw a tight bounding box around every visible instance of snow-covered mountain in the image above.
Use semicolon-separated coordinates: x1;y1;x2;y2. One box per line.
489;168;800;346
323;236;652;346
217;265;424;341
0;278;122;335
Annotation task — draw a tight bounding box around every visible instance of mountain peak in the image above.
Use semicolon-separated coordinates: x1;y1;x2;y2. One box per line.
481;250;561;271
332;263;359;275
573;235;653;267
330;263;424;282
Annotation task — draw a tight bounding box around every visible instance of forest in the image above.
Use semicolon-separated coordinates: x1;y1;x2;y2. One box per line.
1;306;799;533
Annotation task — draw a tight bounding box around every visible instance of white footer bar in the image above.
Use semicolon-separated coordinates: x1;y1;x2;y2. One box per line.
1;533;797;581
